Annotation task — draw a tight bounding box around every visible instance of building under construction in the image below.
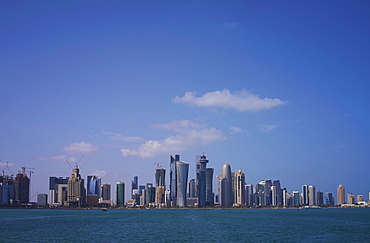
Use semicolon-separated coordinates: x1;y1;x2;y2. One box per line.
1;166;31;204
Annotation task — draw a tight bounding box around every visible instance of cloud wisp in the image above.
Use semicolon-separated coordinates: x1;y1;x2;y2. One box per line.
38;155;77;163
121;120;226;158
63;142;98;154
102;131;146;143
173;89;286;112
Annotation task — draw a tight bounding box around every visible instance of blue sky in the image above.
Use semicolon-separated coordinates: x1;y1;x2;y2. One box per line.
1;1;369;201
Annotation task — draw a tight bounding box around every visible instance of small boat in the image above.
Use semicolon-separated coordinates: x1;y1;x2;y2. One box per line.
101;208;108;211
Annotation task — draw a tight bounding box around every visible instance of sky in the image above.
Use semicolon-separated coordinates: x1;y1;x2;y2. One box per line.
1;1;370;202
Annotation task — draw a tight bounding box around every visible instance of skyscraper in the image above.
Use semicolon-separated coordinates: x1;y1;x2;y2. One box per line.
146;183;156;205
273;180;283;206
100;183;111;201
347;193;355;204
170;154;180;206
176;160;189;207
49;176;68;205
116;182;125;207
67;165;85;207
325;192;334;206
317;190;324;205
337;184;345;205
155;168;166;205
87;175;101;197
215;175;222;203
155;168;166;189
206;167;214;205
308;185;316;206
220;163;232;207
196;154;208;207
257;180;272;206
233;170;245;206
14;170;30;204
302;185;309;206
293;191;300;206
245;184;254;206
131;176;140;203
188;179;196;198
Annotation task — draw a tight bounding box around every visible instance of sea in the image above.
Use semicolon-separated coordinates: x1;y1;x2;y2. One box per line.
1;208;369;242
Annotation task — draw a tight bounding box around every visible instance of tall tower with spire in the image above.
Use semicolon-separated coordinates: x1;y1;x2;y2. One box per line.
67;165;85;207
196;153;208;207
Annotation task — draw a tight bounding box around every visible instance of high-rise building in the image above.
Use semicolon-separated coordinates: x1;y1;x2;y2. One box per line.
14;170;30;204
302;185;309;206
170;154;180;206
67;165;85;207
131;176;140;203
220;163;232;207
273;180;283;206
293;191;300;206
176;160;189;207
0;175;15;204
325;192;334;206
49;176;68;205
206;168;214;205
140;188;146;206
131;176;138;198
308;185;316;206
188;179;196;198
155;168;166;189
215;175;222;203
347;193;355;204
156;186;165;205
233;170;245;206
284;190;293;206
317;190;324;205
271;186;277;206
245;184;254;206
116;182;125;207
87;175;101;197
357;195;364;202
99;184;110;200
337;184;345;205
146;184;156;205
257;180;272;206
196;154;209;207
155;168;166;205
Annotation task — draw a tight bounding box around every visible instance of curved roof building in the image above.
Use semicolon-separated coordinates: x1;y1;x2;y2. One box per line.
221;163;233;207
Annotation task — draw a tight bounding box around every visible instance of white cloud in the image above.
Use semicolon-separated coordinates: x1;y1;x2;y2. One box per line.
63;142;98;154
89;170;107;178
224;22;238;28
103;131;145;143
121;120;226;158
173;89;286;112
230;126;243;134
259;124;278;133
38;155;77;163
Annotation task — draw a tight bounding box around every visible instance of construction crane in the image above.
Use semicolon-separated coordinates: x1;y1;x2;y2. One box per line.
29;191;39;201
154;162;165;168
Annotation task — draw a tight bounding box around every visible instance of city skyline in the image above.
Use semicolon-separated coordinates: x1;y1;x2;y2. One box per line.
1;1;370;201
1;154;369;207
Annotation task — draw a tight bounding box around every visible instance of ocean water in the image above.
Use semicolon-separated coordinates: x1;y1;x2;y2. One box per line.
1;208;369;242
